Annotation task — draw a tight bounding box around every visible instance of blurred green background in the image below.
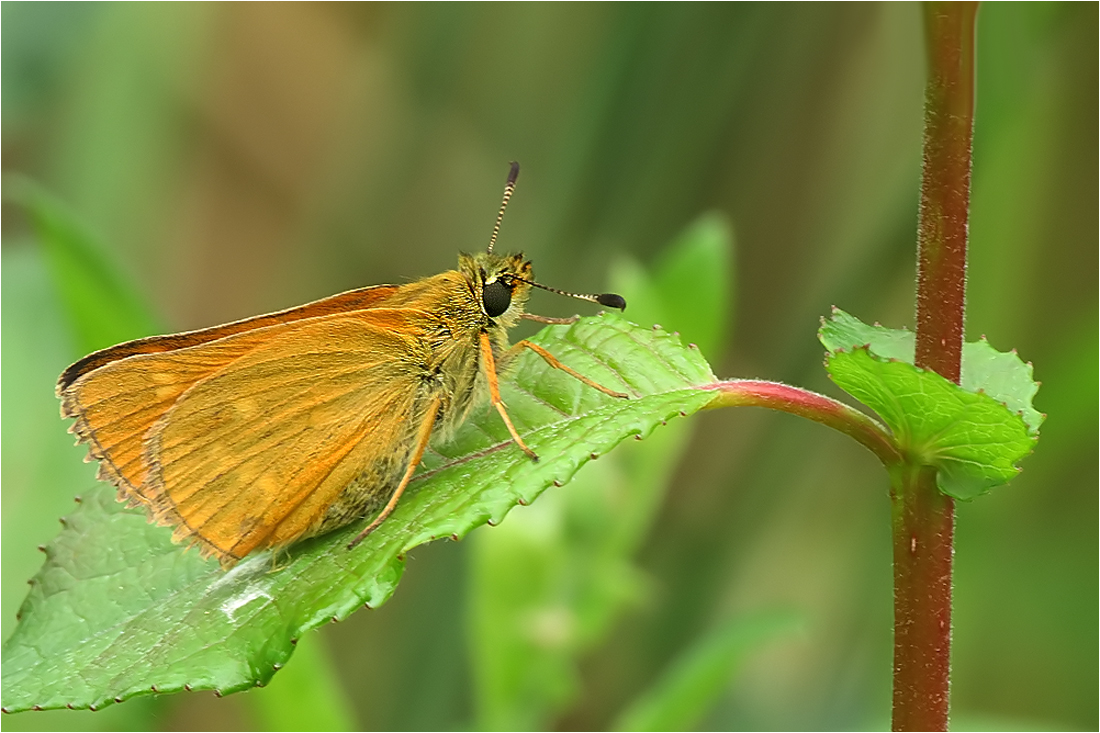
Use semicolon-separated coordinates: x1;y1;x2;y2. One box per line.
2;3;1095;730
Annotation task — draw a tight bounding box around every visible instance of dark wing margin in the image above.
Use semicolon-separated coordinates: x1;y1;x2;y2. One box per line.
57;284;402;391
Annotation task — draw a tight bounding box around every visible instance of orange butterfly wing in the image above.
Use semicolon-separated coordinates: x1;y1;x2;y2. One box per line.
61;307;443;567
59;284;401;390
60;333;273;496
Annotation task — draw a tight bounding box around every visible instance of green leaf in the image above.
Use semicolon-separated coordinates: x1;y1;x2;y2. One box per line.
8;178;160;354
819;308;1040;499
819;307;1043;434
0;313;716;714
2;244;166;732
468;216;734;730
817;307;915;363
613;611;800;732
958;337;1043;437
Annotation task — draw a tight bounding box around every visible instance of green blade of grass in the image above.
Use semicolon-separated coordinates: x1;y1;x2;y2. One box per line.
614;611;800;732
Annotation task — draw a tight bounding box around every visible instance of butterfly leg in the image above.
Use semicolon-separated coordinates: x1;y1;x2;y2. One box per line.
267;547;292;574
480;331;539;462
347;394;443;550
509;340;631;399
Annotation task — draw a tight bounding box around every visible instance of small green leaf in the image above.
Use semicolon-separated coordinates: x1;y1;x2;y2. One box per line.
827;349;1033;499
958;337;1043;437
818;307;915;362
1;314;716;714
819;308;1040;499
820;307;1044;434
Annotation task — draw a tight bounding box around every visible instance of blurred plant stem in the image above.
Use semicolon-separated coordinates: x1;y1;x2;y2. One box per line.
892;3;977;731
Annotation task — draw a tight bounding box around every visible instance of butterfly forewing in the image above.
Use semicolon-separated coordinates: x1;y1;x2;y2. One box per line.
58;284;403;391
63;309;444;567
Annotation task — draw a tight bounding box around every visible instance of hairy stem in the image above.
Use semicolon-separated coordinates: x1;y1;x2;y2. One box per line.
915;3;976;380
893;3;977;730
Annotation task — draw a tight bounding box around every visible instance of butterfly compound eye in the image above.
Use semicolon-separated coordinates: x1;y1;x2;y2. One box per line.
482;280;512;317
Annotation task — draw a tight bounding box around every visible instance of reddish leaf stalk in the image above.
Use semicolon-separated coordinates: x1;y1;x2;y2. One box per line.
894;3;977;730
704;380;901;466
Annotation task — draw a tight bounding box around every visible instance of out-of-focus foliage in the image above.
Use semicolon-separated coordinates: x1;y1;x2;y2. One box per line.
7;180;160;354
2;3;1094;730
612;610;802;732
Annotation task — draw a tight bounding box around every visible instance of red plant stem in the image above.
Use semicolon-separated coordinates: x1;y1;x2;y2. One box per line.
915;3;975;381
894;4;977;731
703;380;901;466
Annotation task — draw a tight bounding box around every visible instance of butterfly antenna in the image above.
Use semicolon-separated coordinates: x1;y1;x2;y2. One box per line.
487;161;520;254
512;276;626;311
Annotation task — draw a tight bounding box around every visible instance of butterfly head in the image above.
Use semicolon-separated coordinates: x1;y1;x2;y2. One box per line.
463;162;625;328
460;251;534;326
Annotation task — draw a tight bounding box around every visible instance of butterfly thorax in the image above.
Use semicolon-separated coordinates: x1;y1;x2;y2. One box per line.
394;252;533;437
